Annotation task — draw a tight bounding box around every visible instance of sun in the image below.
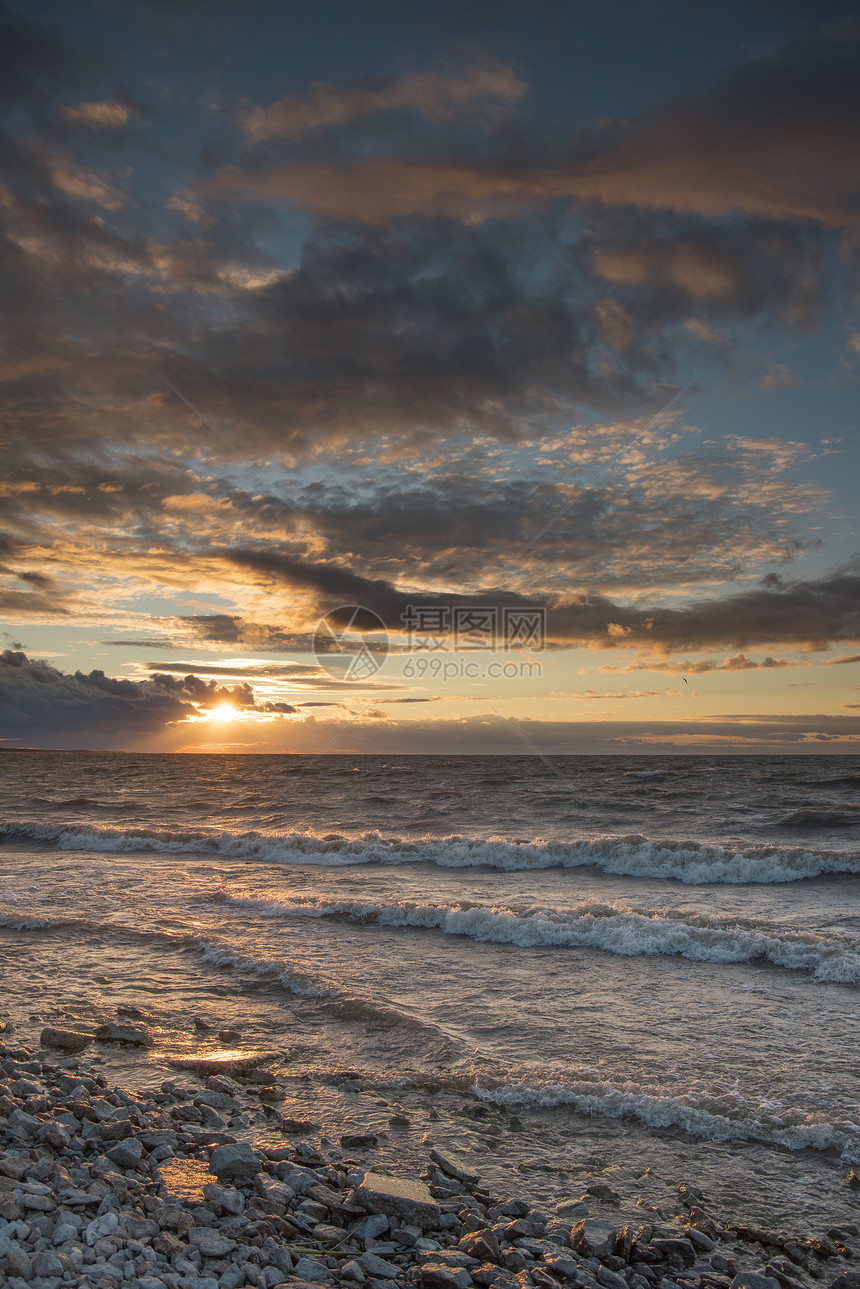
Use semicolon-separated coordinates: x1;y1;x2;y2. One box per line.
209;702;237;722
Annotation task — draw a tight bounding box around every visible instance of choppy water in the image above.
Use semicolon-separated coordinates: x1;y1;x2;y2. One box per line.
1;751;859;1231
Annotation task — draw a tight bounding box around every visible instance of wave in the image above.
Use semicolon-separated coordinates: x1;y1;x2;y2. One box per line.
225;893;860;983
3;820;860;884
472;1070;860;1163
779;805;860;829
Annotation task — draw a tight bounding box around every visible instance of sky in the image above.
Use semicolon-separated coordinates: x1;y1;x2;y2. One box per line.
1;0;860;754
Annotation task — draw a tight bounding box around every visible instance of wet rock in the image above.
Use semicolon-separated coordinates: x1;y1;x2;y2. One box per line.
570;1220;618;1260
209;1141;261;1181
39;1027;94;1052
94;1023;152;1047
354;1171;441;1231
430;1150;480;1186
556;1200;589;1222
649;1237;697;1266
342;1133;379;1148
458;1231;501;1263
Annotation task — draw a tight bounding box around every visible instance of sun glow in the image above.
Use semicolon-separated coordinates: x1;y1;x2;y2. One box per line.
209;702;237;722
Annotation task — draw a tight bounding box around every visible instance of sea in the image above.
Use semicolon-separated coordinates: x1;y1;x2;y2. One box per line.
1;751;859;1233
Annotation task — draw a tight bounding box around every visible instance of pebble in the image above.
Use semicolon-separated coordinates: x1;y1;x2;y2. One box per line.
0;1037;857;1289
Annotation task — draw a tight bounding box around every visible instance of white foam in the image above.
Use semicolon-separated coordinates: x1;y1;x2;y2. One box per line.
474;1071;860;1163
3;821;859;884
225;893;860;983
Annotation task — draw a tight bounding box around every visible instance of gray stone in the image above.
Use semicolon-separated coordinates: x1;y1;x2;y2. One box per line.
597;1268;627;1289
429;1149;480;1186
354;1214;388;1241
84;1211;119;1246
458;1231;500;1263
209;1142;261;1181
39;1027;94;1052
729;1278;782;1289
94;1023;152;1047
294;1256;331;1281
4;1243;34;1281
31;1249;63;1276
355;1171;440;1231
107;1139;144;1170
570;1220;617;1261
361;1252;400;1278
543;1253;582;1279
650;1238;696;1267
417;1264;473;1289
342;1260;365;1282
189;1228;237;1258
556;1201;589;1222
202;1183;245;1215
685;1226;716;1253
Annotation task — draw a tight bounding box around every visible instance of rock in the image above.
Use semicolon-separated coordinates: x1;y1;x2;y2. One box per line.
429;1149;480;1186
597;1268;627;1289
342;1260;365;1282
543;1252;582;1279
354;1171;441;1231
167;1053;273;1076
4;1243;34;1281
418;1263;474;1289
189;1227;237;1257
458;1231;501;1263
209;1141;261;1180
556;1200;589;1221
39;1027;94;1052
570;1219;618;1260
341;1133;379;1148
847;1171;860;1189
202;1182;244;1214
94;1022;152;1047
106;1138;143;1169
685;1225;716;1253
294;1256;331;1281
361;1252;401;1278
84;1211;119;1245
31;1249;63;1277
728;1278;781;1289
830;1276;860;1289
649;1238;697;1266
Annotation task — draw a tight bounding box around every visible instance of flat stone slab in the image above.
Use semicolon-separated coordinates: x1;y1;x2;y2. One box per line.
39;1027;94;1052
166;1052;273;1076
354;1171;440;1231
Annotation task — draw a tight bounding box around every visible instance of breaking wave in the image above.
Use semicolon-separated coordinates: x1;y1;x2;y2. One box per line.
2;819;859;884
225;893;860;983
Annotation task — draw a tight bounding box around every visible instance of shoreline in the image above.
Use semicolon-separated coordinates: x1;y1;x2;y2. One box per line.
2;1032;859;1289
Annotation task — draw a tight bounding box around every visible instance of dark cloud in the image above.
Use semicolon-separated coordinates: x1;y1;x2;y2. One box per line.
0;650;297;737
215;34;860;229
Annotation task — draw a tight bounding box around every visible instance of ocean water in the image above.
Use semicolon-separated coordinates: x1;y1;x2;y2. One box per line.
1;751;859;1231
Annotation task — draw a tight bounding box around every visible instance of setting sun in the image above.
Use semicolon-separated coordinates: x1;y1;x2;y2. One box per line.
209;702;237;722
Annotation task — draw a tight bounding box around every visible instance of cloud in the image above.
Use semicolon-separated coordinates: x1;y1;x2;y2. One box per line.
599;653;795;674
241;60;525;140
60;100;131;129
0;650;304;738
214;34;860;229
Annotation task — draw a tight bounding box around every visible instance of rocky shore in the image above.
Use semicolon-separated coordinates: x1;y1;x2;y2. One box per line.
1;1029;858;1289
